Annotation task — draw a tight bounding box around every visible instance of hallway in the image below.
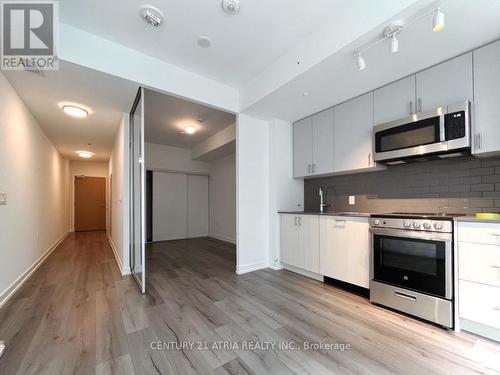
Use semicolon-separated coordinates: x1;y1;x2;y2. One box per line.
1;233;500;374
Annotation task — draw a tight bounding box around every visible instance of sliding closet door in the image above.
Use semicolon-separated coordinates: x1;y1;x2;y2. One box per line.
187;175;209;238
153;172;187;241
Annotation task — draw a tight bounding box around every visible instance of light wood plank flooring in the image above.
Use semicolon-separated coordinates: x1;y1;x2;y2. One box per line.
0;231;499;374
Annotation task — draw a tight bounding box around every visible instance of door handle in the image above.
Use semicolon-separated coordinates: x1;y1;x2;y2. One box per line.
409;101;413;115
417;98;422;112
394;291;417;302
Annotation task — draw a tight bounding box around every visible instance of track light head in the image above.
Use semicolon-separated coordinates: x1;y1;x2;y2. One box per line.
390;33;399;53
357;54;366;71
433;8;445;32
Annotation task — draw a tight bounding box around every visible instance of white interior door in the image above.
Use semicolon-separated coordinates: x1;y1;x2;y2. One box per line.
153;171;188;241
187;175;209;238
130;88;146;293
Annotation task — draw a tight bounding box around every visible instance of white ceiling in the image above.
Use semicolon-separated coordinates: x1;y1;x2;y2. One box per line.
144;89;236;148
244;0;500;122
60;0;352;88
3;62;138;161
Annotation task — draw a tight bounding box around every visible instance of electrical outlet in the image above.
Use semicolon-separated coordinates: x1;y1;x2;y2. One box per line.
349;196;355;205
0;192;7;205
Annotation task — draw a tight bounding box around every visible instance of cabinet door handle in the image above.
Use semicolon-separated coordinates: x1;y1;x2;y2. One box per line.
493;306;500;312
307;164;310;174
294;216;298;226
298;217;302;226
491;265;500;269
479;132;483;150
417;98;422;112
368;153;372;166
312;164;315;173
409;101;413;115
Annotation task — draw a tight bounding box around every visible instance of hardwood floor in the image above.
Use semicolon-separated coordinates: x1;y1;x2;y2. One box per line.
1;232;499;374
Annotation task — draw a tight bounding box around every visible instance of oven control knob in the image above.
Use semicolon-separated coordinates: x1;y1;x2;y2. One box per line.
423;223;431;230
373;219;380;225
412;222;421;228
403;221;411;228
434;223;443;230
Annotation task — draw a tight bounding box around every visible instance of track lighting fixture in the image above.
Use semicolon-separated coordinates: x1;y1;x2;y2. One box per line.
432;8;445;32
357;54;366;71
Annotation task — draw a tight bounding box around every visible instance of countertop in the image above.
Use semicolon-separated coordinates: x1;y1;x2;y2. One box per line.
454;216;500;224
278;211;371;218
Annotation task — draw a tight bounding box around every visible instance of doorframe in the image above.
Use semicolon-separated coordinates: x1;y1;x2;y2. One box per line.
71;174;108;232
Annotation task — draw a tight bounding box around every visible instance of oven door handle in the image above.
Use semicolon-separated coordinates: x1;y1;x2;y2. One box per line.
439;112;446;143
370;227;452;241
394;291;417;302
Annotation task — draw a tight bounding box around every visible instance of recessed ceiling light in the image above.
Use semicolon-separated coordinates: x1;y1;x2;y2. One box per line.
184;127;196;135
197;36;212;48
63;105;88;118
76;151;95;159
139;5;164;27
221;0;240;14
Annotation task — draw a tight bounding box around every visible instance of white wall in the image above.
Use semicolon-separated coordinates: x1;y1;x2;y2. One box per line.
268;119;304;268
108;114;130;275
145;142;209;174
236;114;270;273
69;160;109;232
0;73;70;306
208;153;236;243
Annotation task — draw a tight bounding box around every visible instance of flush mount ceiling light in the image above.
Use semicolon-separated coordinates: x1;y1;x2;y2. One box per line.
139;5;164;27
432;8;445;32
76;151;95;159
197;36;213;48
221;0;240;14
184;126;196;135
62;105;88;118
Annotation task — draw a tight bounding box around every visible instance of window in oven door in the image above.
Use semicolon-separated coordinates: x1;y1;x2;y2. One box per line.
373;234;447;298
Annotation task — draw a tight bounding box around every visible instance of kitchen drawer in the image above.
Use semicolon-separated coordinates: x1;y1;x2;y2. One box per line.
458;222;500;245
459;242;500;287
459;280;500;330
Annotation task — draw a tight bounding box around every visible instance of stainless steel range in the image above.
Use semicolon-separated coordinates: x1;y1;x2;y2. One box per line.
369;212;461;328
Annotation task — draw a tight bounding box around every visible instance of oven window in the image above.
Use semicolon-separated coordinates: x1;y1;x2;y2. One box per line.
376;116;441;153
373;234;448;298
380;238;437;276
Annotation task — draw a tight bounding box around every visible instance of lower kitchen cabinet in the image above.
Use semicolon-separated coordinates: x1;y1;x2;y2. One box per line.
319;216;370;288
280;214;320;273
457;221;500;342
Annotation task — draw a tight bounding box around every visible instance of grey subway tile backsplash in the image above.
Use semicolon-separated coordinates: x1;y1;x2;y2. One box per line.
304;156;500;214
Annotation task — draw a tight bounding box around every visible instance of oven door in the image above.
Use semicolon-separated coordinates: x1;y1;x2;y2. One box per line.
374;108;446;162
371;228;452;299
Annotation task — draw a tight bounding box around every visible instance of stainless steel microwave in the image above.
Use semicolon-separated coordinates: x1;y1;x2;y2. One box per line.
373;101;471;164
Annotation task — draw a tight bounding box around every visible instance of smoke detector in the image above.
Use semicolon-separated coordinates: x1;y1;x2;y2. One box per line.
221;0;240;14
139;5;164;27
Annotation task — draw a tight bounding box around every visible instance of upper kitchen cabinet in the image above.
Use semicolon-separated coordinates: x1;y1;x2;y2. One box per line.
473;40;500;157
374;76;416;125
334;92;376;173
293;108;334;178
416;52;473;112
293;116;313;178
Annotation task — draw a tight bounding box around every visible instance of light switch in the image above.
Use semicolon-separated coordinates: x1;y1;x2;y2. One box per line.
349;196;355;205
0;192;7;205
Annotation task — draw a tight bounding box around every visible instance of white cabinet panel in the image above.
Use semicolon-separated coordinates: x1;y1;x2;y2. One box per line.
473;40;500;156
416;53;473;112
153;172;187;241
334;92;374;173
293;117;313;178
458;222;500;246
459;280;500;330
312;108;334;175
374;75;416;125
280;214;319;273
187;175;209;238
319;216;370;288
459;242;500;288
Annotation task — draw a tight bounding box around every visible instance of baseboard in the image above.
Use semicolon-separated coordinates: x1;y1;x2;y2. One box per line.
0;231;69;309
209;233;236;245
281;264;324;282
236;261;269;275
108;237;130;276
269;261;284;270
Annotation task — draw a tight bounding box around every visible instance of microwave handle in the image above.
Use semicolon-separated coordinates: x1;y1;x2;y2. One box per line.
439;113;446;142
